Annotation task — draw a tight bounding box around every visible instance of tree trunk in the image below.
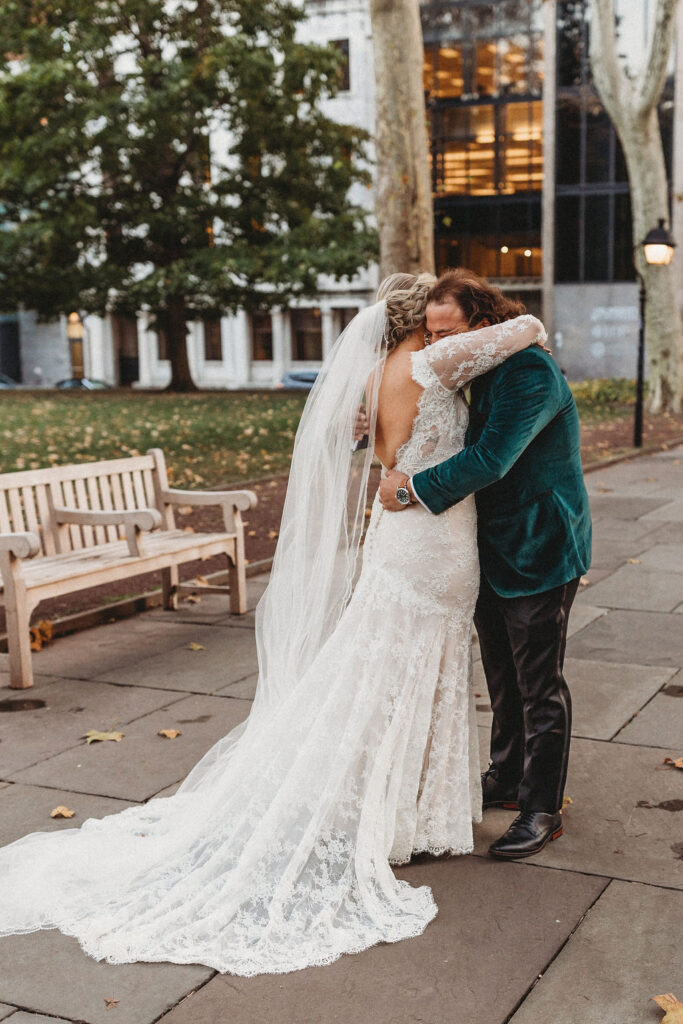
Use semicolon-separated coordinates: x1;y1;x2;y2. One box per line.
163;297;198;392
621;110;682;411
369;0;435;279
588;0;682;413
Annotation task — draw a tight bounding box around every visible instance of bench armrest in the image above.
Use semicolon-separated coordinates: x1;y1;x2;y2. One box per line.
52;506;162;557
53;506;162;531
0;531;41;559
161;488;257;532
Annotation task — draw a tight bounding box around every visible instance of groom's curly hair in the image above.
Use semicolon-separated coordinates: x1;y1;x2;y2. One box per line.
428;269;525;327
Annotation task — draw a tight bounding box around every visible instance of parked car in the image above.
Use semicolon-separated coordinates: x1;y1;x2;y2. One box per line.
278;370;319;391
56;377;110;390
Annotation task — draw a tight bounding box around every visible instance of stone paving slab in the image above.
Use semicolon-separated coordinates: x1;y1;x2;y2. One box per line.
2;1012;72;1024
9;695;250;801
92;623;258;693
565;658;675;740
586;564;683;612
642;498;683;521
587;531;668;572
0;1006;16;1021
508;880;683;1024
0;783;136;847
473;730;683;889
588;517;665;544
0;678;185;776
156;856;606;1024
148;577;269;626
565;603;608;639
636;543;683;573
568;609;683;668
615;688;683;750
0;929;213;1024
587;495;671;520
214;673;258;700
31;619;203;681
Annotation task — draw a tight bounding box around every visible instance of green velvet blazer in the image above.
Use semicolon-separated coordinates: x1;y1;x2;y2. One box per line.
412;348;592;598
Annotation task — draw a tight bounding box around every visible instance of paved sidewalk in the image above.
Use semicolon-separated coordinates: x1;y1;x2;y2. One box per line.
1;447;682;1024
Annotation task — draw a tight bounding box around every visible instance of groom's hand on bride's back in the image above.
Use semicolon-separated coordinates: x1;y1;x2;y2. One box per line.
354;408;369;441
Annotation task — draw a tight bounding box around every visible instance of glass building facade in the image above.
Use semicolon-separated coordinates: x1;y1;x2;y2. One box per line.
422;0;544;288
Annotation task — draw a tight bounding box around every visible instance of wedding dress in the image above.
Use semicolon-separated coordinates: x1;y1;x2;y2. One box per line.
0;310;545;976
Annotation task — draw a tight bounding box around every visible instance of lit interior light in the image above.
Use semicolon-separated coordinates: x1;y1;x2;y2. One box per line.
501;246;509;254
524;249;532;257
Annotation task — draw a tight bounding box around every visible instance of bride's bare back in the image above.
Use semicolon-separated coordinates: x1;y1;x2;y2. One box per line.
372;330;426;470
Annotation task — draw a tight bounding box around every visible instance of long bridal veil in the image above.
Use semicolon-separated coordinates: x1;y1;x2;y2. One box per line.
0;301;399;972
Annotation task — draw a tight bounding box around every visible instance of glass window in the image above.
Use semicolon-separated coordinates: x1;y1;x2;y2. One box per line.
498;36;528;96
557;0;585;87
435;45;464;98
585;104;612;182
423;45;436;95
203;319;222;361
556;97;582;185
584;196;610;281
338;308;359;332
291;309;323;361
251;312;273;361
613;193;634;281
476;40;497;98
555;196;581;282
157;327;168;360
330;39;350;92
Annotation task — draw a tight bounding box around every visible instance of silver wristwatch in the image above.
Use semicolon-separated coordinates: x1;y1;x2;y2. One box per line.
395;481;412;506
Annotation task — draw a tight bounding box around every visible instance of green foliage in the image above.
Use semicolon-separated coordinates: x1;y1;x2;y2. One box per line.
570;378;638;405
0;390;307;486
0;0;377;327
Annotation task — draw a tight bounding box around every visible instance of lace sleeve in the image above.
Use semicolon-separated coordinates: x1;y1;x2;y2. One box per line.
413;314;547;392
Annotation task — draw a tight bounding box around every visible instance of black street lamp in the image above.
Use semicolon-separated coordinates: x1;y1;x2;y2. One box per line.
633;219;676;448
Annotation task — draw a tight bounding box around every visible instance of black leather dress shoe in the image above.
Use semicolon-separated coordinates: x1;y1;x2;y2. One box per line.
488;810;563;859
481;765;520;811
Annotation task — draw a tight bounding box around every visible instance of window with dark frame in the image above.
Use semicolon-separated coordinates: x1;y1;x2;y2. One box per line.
203;319;222;361
291;308;323;362
251;311;274;361
330;39;350;92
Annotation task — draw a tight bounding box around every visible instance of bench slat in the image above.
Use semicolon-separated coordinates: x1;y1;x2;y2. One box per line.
34;484;57;555
8;488;26;533
131;469;147;510
21;486;41;549
0;454;157;490
0;491;12;534
74;477;96;547
60;479;83;550
97;476;122;542
87;476;109;544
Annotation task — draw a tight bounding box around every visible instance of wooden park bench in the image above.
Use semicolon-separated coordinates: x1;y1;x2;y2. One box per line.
0;448;257;689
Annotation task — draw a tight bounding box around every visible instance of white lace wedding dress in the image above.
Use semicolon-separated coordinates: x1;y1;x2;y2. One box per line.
0;314;544;976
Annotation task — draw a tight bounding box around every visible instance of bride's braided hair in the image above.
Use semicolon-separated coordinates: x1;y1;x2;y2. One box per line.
376;272;437;353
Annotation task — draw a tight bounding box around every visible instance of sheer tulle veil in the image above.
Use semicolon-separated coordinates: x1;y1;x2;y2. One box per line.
177;299;388;792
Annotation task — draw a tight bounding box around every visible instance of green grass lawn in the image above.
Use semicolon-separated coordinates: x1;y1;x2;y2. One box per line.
0;391;307;487
0;380;677;490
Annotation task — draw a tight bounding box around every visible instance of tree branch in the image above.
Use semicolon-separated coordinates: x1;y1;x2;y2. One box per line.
635;0;679;115
588;0;631;123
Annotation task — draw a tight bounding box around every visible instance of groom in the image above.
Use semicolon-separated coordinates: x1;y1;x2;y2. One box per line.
379;269;592;860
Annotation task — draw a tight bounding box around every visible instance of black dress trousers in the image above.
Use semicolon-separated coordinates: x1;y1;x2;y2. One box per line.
474;573;580;814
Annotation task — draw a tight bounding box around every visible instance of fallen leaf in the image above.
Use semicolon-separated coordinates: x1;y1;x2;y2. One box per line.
196;575;210;586
627;558;642;564
662;757;683;770
29;619;54;651
50;805;75;818
183;525;195;533
653;994;683;1024
267;530;279;540
248;530;257;537
596;487;613;493
579;576;590;587
104;998;119;1011
158;728;182;739
82;729;125;744
188;641;205;651
184;594;201;604
176;505;193;516
561;796;573;812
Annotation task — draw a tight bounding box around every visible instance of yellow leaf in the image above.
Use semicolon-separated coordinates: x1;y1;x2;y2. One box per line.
158;728;182;739
188;641;205;651
653;994;683;1024
267;529;279;539
561;796;573;812
196;575;210;586
29;619;54;651
183;525;195;533
176;505;193;516
82;729;125;744
579;576;590;587
663;757;683;770
627;558;642;564
50;805;75;819
104;997;120;1011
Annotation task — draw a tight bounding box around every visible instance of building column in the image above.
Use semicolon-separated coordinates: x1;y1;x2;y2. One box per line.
271;310;287;385
321;305;335;359
136;312;153;387
541;0;557;342
83;315;108;381
233;311;251;385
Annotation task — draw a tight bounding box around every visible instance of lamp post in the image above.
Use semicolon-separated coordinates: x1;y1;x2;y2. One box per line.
633;219;676;448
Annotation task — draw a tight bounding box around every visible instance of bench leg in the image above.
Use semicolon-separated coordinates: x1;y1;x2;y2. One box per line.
162;565;179;610
6;599;35;689
227;549;248;615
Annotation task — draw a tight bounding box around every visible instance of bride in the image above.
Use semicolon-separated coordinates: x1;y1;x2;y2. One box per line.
0;273;546;976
